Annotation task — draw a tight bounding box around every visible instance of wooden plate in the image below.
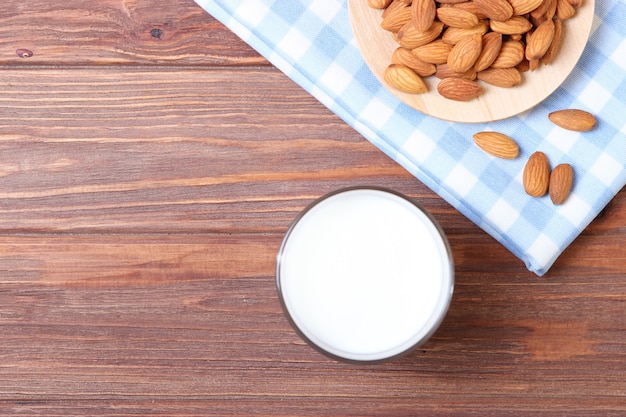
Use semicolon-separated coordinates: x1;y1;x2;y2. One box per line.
348;0;595;123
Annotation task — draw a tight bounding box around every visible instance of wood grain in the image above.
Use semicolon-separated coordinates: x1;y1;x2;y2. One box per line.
0;0;624;416
0;0;266;66
0;68;410;233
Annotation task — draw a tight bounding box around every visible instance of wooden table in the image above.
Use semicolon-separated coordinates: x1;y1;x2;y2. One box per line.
1;1;624;415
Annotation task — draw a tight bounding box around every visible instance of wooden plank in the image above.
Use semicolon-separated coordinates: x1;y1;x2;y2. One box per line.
0;234;625;416
0;66;434;233
0;0;266;67
0;1;625;415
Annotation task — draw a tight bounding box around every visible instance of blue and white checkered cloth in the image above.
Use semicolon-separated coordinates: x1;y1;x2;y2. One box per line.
195;0;625;276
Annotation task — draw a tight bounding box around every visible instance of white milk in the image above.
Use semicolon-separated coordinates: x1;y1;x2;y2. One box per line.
277;187;454;362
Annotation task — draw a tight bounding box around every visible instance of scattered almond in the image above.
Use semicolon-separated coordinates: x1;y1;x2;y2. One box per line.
523;151;551;197
548;109;597;131
549;163;573;205
473;132;520;159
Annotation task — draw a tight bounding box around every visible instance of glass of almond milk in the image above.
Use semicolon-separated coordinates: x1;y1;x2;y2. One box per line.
276;186;454;363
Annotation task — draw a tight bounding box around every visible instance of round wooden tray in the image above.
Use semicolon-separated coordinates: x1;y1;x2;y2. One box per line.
348;0;595;123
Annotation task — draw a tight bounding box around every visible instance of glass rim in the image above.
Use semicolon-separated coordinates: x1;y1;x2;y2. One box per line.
276;186;454;364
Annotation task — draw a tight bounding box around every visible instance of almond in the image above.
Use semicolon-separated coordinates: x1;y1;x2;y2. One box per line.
382;0;410;18
435;63;476;80
546;0;559;18
473;0;514;22
447;33;483;73
526;18;555;61
530;0;557;21
508;0;544;15
529;14;547;28
490;40;525;68
384;64;429;94
477;67;522;87
412;0;437;32
549;163;573;205
541;18;563;65
437;77;482;101
556;0;577;20
516;58;531;72
381;4;412;32
436;7;480;29
368;0;393;9
413;40;453;64
548;109;597;131
473;131;520;159
441;22;489;45
474;32;503;71
490;16;533;35
392;47;437;76
528;58;540;71
523;151;550;197
397;20;444;49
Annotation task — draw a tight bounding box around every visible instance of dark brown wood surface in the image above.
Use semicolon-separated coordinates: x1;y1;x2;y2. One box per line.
1;1;624;415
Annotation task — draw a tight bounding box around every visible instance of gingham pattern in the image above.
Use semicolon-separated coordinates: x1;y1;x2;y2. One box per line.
196;0;626;276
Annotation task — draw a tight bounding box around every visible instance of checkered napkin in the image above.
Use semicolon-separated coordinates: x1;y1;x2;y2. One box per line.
195;0;625;276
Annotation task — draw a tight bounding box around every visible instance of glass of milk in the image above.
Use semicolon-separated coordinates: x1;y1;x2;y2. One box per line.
276;186;454;363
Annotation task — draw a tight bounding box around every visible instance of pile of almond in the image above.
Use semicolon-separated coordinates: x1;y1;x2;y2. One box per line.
369;0;583;101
